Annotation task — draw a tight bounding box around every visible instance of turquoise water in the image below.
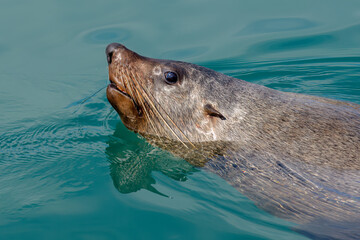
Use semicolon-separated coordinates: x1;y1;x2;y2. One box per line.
1;0;360;239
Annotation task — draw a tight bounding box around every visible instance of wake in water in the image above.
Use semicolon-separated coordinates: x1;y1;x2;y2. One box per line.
0;86;195;224
0;88;112;225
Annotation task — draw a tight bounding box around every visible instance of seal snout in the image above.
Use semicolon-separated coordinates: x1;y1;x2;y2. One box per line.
106;42;124;65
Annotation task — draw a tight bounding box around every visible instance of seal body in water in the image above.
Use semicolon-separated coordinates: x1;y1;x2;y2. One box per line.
105;43;360;239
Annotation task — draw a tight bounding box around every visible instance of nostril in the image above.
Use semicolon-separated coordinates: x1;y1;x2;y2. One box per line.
107;51;113;65
105;43;123;65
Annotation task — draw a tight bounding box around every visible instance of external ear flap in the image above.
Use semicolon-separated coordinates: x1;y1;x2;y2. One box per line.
204;104;226;120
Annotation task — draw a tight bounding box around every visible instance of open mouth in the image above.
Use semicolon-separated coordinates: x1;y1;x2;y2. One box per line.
108;81;131;98
108;76;132;98
108;78;142;116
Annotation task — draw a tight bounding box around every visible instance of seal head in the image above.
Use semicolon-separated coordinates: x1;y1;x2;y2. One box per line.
106;43;230;147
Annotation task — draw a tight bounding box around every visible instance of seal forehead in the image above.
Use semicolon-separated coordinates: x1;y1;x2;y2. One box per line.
153;66;161;76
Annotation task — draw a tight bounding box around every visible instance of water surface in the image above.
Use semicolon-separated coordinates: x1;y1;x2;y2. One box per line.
1;0;360;239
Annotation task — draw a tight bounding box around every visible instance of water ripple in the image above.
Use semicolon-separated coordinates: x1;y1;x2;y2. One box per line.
244;23;360;57
200;56;360;104
236;17;316;36
78;25;132;45
0;93;114;224
160;46;209;60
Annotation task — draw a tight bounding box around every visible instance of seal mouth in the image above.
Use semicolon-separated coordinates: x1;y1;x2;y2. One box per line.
108;77;142;116
108;80;130;98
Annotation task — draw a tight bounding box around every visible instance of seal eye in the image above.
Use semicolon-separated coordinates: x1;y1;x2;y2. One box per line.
164;71;178;84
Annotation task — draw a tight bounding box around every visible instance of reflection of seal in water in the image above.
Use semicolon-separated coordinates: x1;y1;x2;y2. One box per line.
105;43;360;239
106;122;196;196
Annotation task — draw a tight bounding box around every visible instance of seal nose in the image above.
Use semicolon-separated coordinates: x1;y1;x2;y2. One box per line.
106;43;123;65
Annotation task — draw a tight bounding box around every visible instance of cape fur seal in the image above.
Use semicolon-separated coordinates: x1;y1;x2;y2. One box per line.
105;43;360;239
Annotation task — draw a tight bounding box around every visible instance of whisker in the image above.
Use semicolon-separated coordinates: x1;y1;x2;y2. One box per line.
125;68;171;140
125;69;191;149
122;69;162;138
131;70;197;149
